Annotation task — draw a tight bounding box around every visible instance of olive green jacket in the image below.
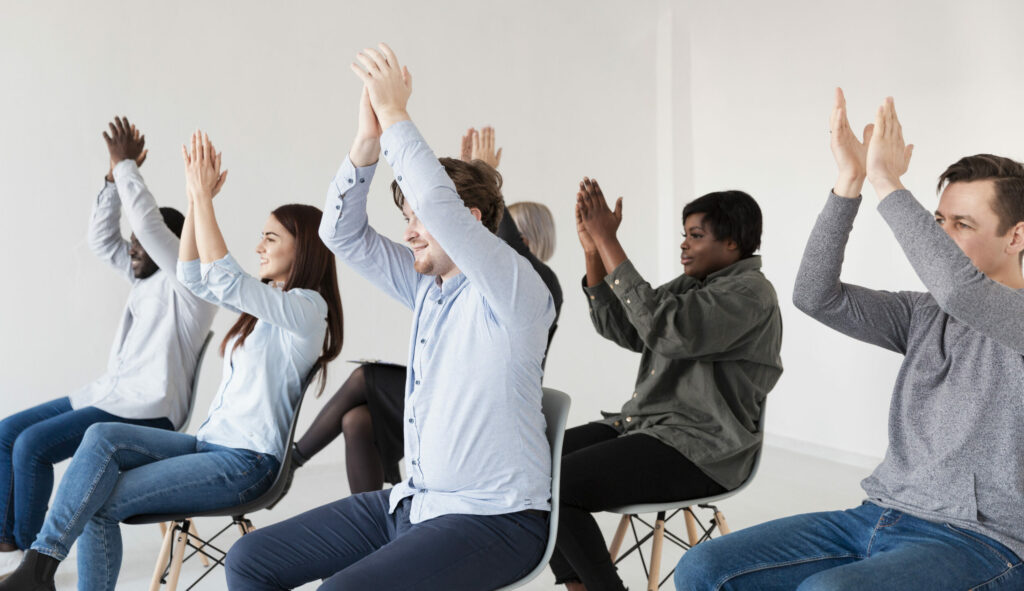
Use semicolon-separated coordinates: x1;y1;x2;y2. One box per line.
585;257;783;489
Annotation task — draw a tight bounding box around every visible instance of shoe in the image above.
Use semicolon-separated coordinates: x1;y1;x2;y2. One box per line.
0;550;23;578
0;550;58;591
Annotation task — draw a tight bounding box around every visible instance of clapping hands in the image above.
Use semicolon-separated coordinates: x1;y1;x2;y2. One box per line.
865;96;914;199
350;43;412;131
181;131;228;203
576;177;623;251
103;116;148;181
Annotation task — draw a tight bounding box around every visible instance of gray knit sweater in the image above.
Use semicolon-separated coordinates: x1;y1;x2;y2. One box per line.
794;190;1024;560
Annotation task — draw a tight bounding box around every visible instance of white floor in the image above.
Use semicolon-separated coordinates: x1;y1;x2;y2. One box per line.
49;445;873;590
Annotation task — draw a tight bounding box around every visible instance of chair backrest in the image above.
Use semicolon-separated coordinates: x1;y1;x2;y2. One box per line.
497;387;572;590
179;331;214;433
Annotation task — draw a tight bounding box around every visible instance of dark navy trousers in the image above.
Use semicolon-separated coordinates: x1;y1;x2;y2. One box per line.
225;489;548;590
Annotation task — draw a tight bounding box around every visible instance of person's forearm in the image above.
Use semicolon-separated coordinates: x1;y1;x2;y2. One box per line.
191;195;228;263
585;251;608;287
179;202;200;262
834;171;866;199
595;236;628;279
377;109;411;132
349;137;380;168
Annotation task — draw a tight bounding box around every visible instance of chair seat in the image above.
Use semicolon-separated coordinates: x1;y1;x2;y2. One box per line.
606;489;742;516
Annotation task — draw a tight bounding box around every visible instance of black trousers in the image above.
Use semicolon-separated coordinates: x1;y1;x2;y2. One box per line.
549;423;726;591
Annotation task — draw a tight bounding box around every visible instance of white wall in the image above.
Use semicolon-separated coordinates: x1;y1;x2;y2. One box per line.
0;0;661;445
686;0;1024;461
2;0;1022;467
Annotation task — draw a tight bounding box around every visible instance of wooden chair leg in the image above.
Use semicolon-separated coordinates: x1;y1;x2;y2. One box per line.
164;521;190;591
185;519;211;567
647;512;666;591
158;522;167;536
714;510;730;535
149;522;176;591
684;507;700;546
608;515;631;562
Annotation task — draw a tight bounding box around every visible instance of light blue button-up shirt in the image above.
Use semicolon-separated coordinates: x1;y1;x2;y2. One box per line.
177;254;327;460
72;161;216;429
320;121;555;523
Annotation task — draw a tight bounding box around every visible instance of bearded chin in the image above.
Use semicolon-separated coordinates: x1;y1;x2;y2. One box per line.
413;258;432;275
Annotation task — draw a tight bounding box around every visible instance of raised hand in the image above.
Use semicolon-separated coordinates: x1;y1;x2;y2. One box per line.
350;86;383;167
866;96;914;199
460;128;474;161
103;116;149;181
350;43;412;130
829;88;873;198
575;200;597;254
576;177;623;246
473;126;502;168
181;130;228;202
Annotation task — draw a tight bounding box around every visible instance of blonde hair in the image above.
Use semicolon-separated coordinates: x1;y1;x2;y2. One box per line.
508;201;556;262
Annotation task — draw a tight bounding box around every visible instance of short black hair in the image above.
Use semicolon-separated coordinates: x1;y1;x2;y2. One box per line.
681;190;762;258
160;207;185;238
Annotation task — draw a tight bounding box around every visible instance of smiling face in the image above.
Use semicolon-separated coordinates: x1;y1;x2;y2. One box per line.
935;180;1024;283
129;234;159;279
256;214;297;284
402;201;458;279
680;213;741;279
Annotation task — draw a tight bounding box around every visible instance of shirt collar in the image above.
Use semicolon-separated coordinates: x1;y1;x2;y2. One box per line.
705;255;763;282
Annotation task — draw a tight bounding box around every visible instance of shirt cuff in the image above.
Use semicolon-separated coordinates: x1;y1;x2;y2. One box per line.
332;157;376;199
380;120;422;168
177;258;201;285
200;253;243;280
582;274;617;306
604;259;645;297
113;159;141;180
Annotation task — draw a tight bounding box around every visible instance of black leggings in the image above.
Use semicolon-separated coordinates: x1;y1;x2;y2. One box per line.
549;423;727;591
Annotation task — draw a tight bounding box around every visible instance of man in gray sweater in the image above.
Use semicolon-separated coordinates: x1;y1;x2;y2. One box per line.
675;89;1024;590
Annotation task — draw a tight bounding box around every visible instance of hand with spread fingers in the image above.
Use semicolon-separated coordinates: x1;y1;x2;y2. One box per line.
459;127;503;168
103;116;149;181
866;96;914;200
349;42;412;130
181;130;228;202
575;199;597;255
576;177;623;246
829;88;873;198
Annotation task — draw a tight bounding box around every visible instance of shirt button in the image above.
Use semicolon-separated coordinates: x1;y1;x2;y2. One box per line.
384;149;389;156
411;459;418;465
420;338;426;344
347;178;353;184
626;416;632;422
359;178;365;183
589;295;595;300
397;175;403;181
408;418;414;423
613;420;621;427
614;279;620;285
650;370;655;375
335;205;341;210
632;392;638;398
626;299;631;304
415;379;421;385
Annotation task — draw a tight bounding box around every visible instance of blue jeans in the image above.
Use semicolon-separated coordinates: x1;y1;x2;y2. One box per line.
225;489;548;590
674;502;1024;590
0;397;172;549
30;422;279;591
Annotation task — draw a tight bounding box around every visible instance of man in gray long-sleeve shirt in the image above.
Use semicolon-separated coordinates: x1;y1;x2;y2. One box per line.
675;91;1024;590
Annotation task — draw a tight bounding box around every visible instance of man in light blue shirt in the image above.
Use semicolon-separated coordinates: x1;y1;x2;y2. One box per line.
225;44;555;590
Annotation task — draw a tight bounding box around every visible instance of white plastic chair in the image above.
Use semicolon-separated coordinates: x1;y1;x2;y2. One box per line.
496;387;572;590
606;407;767;590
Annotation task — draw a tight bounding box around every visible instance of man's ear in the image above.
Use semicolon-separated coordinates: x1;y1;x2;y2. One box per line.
469;207;483;222
1005;221;1024;257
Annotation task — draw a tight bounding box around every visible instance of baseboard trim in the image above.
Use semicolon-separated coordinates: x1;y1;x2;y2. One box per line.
765;434;883;470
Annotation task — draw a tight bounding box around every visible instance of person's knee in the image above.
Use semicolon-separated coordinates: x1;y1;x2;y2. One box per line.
674;540;731;591
225;531;273;585
0;415;22;450
11;425;57;469
341;406;374;442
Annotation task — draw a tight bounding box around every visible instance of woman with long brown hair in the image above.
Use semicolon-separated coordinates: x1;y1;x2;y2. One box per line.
0;131;343;591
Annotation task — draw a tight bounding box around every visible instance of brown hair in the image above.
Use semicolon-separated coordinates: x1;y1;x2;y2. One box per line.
391;157;504;233
220;204;344;395
938;154;1024;235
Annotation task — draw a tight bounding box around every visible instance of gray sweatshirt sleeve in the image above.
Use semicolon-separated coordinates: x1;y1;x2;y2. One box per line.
878;189;1024;354
793;192;916;354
